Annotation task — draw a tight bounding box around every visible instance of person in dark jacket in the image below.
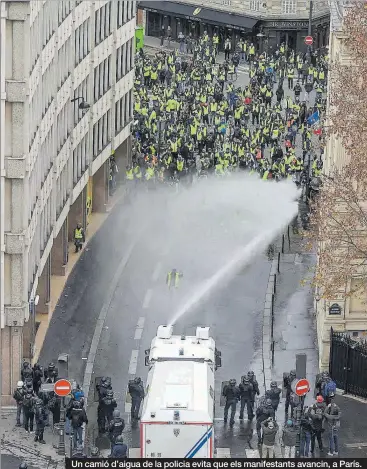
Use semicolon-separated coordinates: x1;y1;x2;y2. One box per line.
108;409;125;449
100;389;117;430
32;364;43;395
97;377;112;433
283;369;296;416
33;398;47;443
128;377;145;421
43;362;58;383
109;435;128;458
247;371;260;409
22;389;35;433
239;376;254;420
308;396;326;454
300;406;313;457
275;85;284;105
21;362;33;382
222;378;240;426
70;401;88;449
13;381;25;426
48;391;61;425
265;381;281;412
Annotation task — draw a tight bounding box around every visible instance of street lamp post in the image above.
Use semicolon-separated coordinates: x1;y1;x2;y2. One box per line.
307;0;314;62
71;96;90;114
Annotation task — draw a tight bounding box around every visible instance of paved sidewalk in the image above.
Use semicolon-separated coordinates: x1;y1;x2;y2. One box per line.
1;408;65;469
271;230;367;458
34;185;126;364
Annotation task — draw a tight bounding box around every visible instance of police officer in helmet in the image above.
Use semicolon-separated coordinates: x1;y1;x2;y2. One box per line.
108;409;125;449
222;378;240;426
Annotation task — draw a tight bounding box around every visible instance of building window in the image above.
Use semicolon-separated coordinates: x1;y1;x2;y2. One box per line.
117;0;124;27
250;0;260;11
282;0;296;14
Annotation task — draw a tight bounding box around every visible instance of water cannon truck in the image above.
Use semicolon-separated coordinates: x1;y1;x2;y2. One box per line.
141;325;222;458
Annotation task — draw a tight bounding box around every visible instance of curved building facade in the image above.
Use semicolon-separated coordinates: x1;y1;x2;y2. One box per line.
0;0;136;403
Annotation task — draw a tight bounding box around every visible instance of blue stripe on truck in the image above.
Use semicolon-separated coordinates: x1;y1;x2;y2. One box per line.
185;427;213;459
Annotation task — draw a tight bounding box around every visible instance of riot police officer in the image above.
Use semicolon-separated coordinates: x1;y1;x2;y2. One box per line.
265;381;282;412
33;398;47;443
283;369;296;416
247;371;260;409
108;409;125;449
44;362;58;383
239;375;254;420
97;377;112;433
99;389;117;432
128;377;145;421
222;379;240;426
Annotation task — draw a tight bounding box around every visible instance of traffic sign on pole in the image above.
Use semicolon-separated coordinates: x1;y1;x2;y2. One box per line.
54;378;72;397
293;378;310;396
304;36;313;46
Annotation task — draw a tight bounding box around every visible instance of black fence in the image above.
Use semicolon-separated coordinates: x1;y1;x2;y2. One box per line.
329;327;367;399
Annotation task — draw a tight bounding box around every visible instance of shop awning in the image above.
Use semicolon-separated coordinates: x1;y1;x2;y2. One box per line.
138;0;259;30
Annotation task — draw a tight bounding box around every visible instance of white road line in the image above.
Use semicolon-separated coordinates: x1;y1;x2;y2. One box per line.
152;262;162;281
142;289;153;309
125;402;132;413
246;449;261;458
128;350;139;374
134;316;145;340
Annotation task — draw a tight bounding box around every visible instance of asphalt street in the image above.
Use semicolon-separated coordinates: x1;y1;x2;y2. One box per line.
36;46;321;459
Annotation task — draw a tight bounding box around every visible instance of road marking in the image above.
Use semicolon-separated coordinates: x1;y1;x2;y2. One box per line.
216;448;231;458
129;448;140;457
143;289;153;309
246;449;260;458
128;350;139;374
345;443;367;448
134;317;145;340
152;262;162;281
125;402;132;413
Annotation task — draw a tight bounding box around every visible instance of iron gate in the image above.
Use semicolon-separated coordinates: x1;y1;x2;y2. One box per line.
329;327;367;398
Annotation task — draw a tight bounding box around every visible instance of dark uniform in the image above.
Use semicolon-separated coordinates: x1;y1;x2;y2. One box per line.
128;377;145;421
110;435;128;458
44;362;58;383
100;390;117;432
32;364;43;395
247;371;260;408
283;369;296;415
108;409;125;448
222;379;240;426
239;376;254;420
22;390;35;432
97;377;112;433
33;398;47;443
265;381;281;412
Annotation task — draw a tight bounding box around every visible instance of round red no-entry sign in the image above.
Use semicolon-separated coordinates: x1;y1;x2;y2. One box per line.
305;36;313;46
54;378;72;397
294;378;310;396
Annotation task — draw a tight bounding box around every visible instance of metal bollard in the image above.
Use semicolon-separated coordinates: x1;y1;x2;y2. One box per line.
277;252;280;273
281;234;285;253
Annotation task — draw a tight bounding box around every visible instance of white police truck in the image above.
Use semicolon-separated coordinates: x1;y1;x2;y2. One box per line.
140;325;222;458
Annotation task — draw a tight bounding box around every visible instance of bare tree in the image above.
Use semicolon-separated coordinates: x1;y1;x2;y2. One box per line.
306;2;367;299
